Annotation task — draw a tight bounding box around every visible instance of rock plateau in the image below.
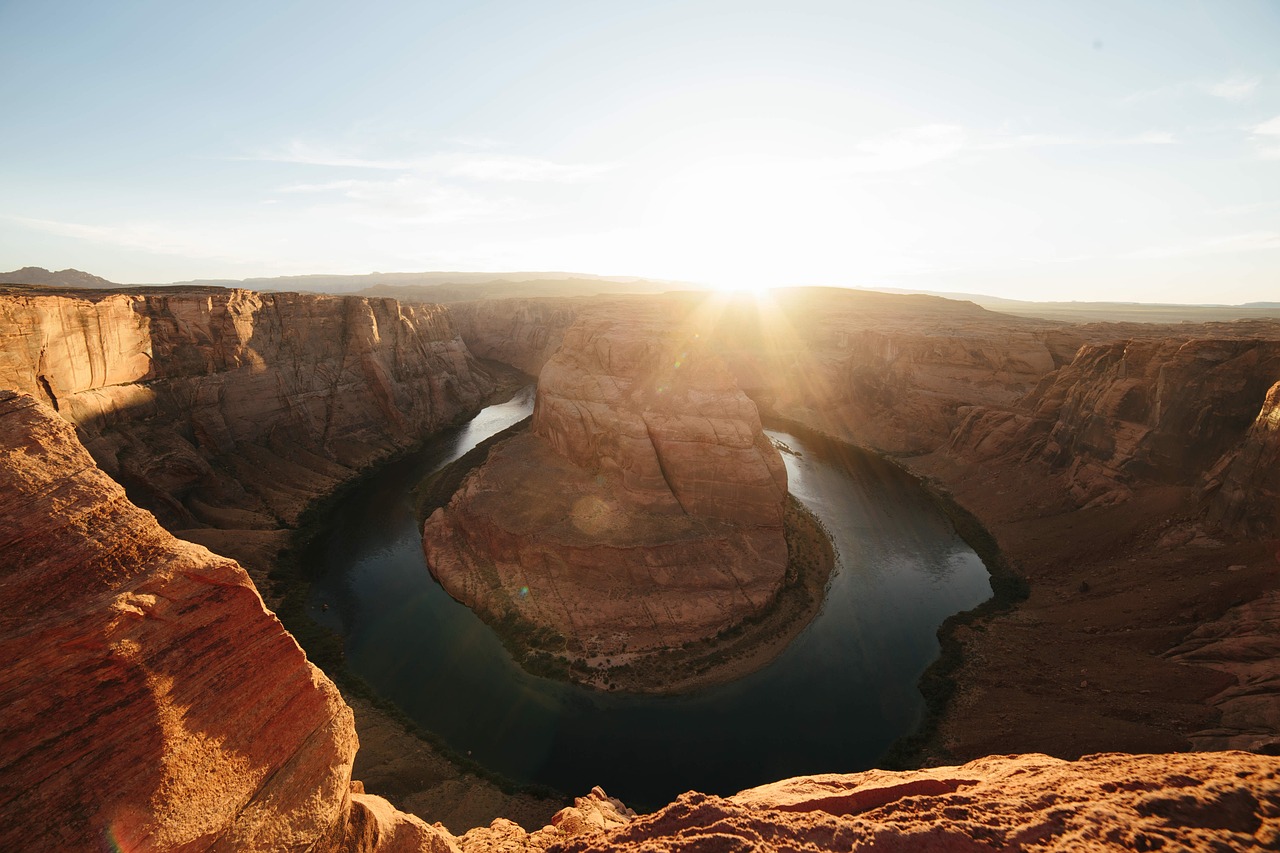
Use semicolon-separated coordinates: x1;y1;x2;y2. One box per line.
424;298;790;669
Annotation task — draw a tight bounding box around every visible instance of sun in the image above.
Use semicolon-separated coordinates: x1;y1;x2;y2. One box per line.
706;280;771;298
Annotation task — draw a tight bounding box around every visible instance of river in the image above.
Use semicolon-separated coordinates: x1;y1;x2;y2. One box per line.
307;386;991;809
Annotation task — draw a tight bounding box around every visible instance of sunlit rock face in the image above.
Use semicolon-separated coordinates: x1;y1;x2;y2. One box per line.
453;287;1081;455
424;298;788;659
0;287;492;531
552;752;1280;853
0;391;454;852
949;336;1280;511
532;300;787;526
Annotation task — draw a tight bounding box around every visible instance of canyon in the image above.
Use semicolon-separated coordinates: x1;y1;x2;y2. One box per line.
2;281;1279;849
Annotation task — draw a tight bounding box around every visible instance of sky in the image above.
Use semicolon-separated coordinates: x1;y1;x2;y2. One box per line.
1;0;1278;303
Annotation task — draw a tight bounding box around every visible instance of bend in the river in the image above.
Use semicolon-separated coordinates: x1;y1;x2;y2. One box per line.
306;387;992;810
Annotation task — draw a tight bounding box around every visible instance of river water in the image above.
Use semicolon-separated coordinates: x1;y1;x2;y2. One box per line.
307;387;991;809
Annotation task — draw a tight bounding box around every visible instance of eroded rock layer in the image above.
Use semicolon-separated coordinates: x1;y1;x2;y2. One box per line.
452;289;1280;760
554;752;1280;853
0;286;493;537
425;299;788;661
0;391;453;852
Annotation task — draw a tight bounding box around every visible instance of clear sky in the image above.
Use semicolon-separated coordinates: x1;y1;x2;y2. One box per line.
1;0;1278;302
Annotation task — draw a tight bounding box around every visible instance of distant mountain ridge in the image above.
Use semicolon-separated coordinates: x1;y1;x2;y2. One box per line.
0;267;118;288
170;270;690;295
4;265;1277;322
856;286;1280;323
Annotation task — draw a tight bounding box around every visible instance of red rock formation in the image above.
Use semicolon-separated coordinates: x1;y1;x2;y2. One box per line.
948;337;1280;510
553;752;1280;853
450;297;582;377
452;288;1080;454
0;391;455;851
0;287;493;533
1208;379;1280;535
425;299;789;664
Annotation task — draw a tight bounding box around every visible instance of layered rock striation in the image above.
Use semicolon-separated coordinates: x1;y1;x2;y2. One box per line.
424;299;790;668
949;336;1280;511
0;286;494;573
450;290;1280;761
554;752;1280;853
450;297;582;377
0;391;453;852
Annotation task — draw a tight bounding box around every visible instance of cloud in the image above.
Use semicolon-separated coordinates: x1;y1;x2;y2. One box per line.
842;124;968;172
7;216;248;261
244;140;612;182
1121;75;1264;105
276;172;540;225
1253;115;1280;159
978;130;1176;150
1126;231;1280;260
1203;76;1261;102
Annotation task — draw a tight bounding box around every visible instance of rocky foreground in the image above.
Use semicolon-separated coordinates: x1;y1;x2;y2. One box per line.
4;387;1279;850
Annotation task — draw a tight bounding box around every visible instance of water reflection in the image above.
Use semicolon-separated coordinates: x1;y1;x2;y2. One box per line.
308;389;991;809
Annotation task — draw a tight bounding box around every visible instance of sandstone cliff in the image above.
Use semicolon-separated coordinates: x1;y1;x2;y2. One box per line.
948;336;1280;511
424;298;790;670
450;298;582;377
0;391;454;851
452;288;1080;453
0;286;494;571
0;286;493;525
6;387;1280;851
450;290;1280;763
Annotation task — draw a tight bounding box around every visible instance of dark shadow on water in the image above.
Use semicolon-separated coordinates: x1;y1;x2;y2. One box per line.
307;388;991;810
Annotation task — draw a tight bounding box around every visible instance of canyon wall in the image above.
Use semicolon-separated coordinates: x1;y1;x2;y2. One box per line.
424;299;790;667
5;385;1280;851
948;336;1280;512
0;391;452;851
449;298;581;377
452;290;1280;759
452;288;1080;453
0;286;494;570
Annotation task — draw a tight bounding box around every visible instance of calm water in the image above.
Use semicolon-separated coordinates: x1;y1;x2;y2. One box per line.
307;387;991;809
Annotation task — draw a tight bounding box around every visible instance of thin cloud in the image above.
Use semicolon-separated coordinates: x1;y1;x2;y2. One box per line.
1253;115;1280;159
844;124;968;172
1203;76;1261;102
978;130;1176;150
243;140;612;182
7;215;246;261
1126;231;1280;260
1120;75;1262;105
277;173;540;224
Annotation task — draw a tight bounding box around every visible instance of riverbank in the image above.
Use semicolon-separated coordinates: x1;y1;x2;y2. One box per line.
417;426;838;695
582;495;836;694
254;371;567;834
757;407;1280;769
